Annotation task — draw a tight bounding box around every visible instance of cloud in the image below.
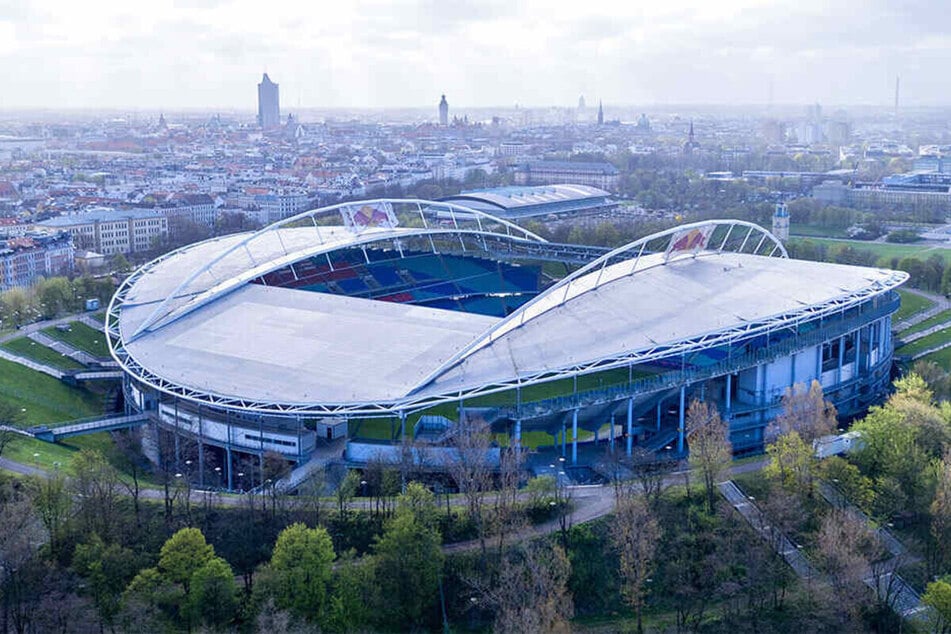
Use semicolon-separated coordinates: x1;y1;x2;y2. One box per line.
0;0;948;109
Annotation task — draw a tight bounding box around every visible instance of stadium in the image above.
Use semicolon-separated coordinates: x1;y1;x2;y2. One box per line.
106;199;907;489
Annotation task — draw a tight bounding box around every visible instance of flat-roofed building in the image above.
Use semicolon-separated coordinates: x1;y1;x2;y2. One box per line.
513;160;620;191
440;184;617;221
38;209;168;255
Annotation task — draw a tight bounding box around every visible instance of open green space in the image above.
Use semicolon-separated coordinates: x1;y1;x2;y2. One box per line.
41;321;110;358
918;345;951;370
898;308;951;337
349;418;396;441
0;358;102;427
894;289;935;321
2;432;115;473
789;224;850;239
896;325;951;357
798;237;951;264
0;336;85;371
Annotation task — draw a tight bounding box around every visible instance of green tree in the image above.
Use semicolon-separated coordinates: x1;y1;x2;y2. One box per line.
72;534;142;630
372;496;444;628
268;522;335;620
324;552;374;633
923;578;951;634
185;556;238;628
764;430;815;495
157;527;215;592
396;481;439;529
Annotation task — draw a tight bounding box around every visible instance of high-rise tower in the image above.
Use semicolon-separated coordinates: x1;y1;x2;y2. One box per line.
257;73;280;129
438;95;449;126
597;101;604;125
772;201;790;242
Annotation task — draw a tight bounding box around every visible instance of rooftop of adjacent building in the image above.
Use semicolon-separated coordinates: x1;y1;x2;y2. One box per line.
37;208;167;226
515;160;619;175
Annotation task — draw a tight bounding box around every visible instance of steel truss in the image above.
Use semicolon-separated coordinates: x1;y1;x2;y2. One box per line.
107;214;908;420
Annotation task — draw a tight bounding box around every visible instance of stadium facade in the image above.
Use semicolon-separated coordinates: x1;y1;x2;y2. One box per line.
107;199;907;489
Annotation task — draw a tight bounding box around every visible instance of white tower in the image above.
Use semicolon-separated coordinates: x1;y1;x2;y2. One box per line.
772;202;790;242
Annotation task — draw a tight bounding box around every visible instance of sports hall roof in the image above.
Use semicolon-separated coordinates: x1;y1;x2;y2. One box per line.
440;184;612;219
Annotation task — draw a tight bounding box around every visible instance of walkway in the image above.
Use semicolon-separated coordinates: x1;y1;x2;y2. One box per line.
894;287;951;332
29;413;149;442
818;481;927;620
28;331;99;366
718;479;819;579
0;347;64;379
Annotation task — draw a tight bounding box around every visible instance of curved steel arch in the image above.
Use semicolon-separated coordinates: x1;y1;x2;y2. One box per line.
127;198;546;340
409;220;788;394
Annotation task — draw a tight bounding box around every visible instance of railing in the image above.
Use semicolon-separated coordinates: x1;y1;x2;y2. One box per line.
495;296;899;420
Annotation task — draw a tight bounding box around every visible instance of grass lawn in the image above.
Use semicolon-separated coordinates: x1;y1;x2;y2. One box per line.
0;358;103;427
896;326;951;357
41;321;110;358
0;337;86;371
790;225;850;239
797;237;951;265
2;432;115;473
918;346;951;370
894;289;935;321
899;308;951;337
349;418;396;441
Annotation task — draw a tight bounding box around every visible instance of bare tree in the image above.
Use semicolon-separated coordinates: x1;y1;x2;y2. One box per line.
629;446;673;510
71;449;121;541
27;472;71;560
770;380;838;444
448;415;494;564
759;484;801;608
816;508;876;618
685;400;732;512
113;428;146;528
0;483;46;634
610;493;660;634
0;402;23;459
294;468;326;527
494;446;527;559
479;541;574;634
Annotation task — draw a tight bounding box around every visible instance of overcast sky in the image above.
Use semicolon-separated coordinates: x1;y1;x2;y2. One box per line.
0;0;946;110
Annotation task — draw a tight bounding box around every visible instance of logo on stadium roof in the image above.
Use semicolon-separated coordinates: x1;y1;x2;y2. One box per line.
340;202;399;233
665;225;714;261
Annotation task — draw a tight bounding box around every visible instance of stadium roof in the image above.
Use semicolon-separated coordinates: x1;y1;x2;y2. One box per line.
109;205;907;416
439;184;613;219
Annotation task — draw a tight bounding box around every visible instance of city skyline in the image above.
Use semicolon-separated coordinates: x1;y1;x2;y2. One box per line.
0;0;948;110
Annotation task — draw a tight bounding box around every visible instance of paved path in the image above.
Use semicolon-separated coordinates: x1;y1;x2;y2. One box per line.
0;347;65;378
909;339;951;361
818;481;910;560
894;287;951;332
27;331;99;366
0;313;84;345
718;479;819;579
818;481;927;620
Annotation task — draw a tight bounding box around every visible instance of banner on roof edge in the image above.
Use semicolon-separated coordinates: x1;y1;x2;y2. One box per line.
340;201;398;232
664;225;715;261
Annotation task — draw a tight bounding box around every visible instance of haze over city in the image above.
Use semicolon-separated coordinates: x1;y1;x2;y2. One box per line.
1;0;948;110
